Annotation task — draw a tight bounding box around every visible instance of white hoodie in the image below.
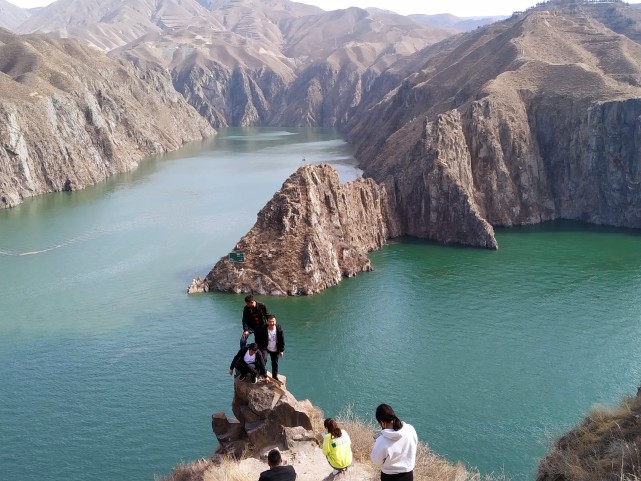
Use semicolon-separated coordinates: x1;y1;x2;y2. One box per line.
370;422;418;474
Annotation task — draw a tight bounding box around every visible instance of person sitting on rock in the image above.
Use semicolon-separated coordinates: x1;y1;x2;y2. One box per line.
322;418;352;476
258;449;296;481
240;294;269;348
255;314;285;382
229;342;270;384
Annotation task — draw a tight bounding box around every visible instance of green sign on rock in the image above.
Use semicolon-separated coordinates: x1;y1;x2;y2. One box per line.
229;252;245;263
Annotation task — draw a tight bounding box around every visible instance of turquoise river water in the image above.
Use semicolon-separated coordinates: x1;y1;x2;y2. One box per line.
1;128;640;481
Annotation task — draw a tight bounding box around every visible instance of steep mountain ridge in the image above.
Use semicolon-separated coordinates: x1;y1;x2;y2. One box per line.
347;7;641;247
17;0;219;51
0;28;213;208
3;0;454;209
0;0;30;31
5;0;641;254
16;0;452;128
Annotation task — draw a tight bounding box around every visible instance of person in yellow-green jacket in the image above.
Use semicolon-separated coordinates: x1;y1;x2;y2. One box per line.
322;418;353;476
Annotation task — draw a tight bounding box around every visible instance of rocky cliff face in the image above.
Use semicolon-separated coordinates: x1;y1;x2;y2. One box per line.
348;8;641;248
168;56;293;128
0;30;214;208
201;164;400;295
378;112;497;248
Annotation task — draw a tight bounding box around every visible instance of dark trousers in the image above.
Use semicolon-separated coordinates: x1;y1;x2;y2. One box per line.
233;359;257;378
262;349;279;379
381;471;413;481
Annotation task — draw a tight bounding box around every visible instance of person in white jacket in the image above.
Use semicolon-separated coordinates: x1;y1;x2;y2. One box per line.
370;404;418;481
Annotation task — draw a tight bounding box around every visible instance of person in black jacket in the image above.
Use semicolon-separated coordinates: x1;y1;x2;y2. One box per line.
228;343;269;383
255;314;285;381
258;449;296;481
240;294;269;348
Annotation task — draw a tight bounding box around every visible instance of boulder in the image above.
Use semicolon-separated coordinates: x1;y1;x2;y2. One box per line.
283;426;319;449
187;277;208;294
211;413;244;441
212;375;322;458
245;419;288;451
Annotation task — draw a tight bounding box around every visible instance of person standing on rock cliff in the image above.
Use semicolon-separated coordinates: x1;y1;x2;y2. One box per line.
240;294;269;348
256;314;285;382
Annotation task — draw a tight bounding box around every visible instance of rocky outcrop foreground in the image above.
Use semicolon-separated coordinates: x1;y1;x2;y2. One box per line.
199;164;401;296
204;372;381;481
189;374;378;481
212;375;321;459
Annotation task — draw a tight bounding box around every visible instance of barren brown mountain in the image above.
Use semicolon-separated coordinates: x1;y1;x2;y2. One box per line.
5;0;641;289
2;0;452;209
17;0;453;127
0;28;213;208
347;2;641;248
16;0;220;51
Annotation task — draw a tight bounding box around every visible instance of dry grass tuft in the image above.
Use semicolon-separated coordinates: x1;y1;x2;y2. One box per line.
309;403;325;438
202;457;254;481
335;405;378;463
157;459;210;481
158;457;254;481
537;394;641;481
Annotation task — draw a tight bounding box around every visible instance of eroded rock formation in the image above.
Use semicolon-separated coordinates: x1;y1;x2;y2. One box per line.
201;163;400;295
212;375;321;459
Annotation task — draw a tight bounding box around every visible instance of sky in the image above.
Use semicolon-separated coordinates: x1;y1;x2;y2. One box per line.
6;0;541;17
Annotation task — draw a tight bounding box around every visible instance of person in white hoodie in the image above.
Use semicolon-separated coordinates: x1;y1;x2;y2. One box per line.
370;404;418;481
